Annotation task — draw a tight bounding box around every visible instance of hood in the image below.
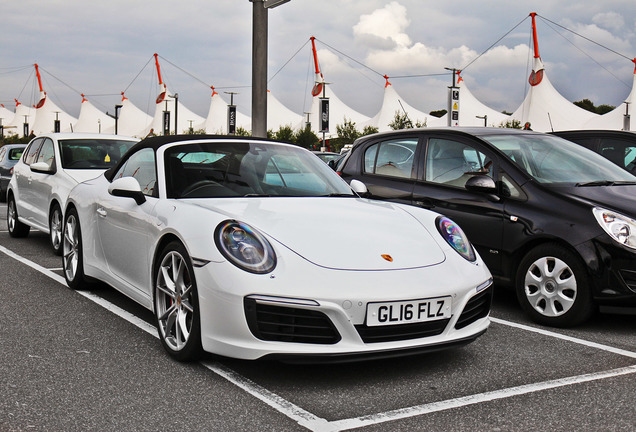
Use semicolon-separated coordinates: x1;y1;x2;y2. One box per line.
559;185;636;217
65;169;106;184
191;197;446;271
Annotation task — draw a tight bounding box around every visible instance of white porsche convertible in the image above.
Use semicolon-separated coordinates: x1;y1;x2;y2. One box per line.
62;136;493;362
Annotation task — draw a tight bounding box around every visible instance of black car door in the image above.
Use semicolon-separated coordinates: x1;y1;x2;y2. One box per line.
411;134;507;276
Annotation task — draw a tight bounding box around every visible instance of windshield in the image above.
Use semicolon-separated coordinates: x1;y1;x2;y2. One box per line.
481;133;636;185
163;141;355;198
59;139;137;169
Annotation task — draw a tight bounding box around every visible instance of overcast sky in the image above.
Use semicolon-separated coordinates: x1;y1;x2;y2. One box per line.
1;0;635;123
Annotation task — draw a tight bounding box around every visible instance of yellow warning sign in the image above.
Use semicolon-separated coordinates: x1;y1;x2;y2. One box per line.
105;154;111;162
453;103;458;110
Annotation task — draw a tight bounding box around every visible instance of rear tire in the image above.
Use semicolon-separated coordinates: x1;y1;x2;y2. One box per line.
516;243;593;327
50;203;63;256
7;195;30;238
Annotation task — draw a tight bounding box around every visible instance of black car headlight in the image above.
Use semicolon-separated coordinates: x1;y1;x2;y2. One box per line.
436;216;476;262
215;220;277;273
593;207;636;249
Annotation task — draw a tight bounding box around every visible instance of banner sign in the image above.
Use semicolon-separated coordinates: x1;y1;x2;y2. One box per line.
227;105;237;134
320;98;329;132
163;111;171;135
448;88;460;127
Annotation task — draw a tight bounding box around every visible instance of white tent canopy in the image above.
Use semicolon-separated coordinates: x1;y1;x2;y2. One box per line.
457;78;511;127
31;93;78;135
116;94;153;138
361;81;445;131
203;89;251;134
144;84;205;136
512;57;598;132
305;85;370;138
73;96;115;134
6;101;35;137
267;90;302;132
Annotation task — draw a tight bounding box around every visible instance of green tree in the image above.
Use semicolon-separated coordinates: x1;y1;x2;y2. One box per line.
574;99;615;114
234;127;251;137
272;125;295;144
361;125;379;136
498;119;522;129
389;111;414;130
294;125;319;149
335;117;361;142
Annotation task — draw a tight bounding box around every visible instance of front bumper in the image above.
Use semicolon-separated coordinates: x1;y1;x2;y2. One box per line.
193;248;493;360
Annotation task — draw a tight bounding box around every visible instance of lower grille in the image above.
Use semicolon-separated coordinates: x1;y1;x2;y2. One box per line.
619;270;636;293
355;319;449;343
244;298;341;344
455;286;493;330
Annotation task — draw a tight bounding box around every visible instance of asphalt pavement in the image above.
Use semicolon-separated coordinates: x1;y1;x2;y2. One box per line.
0;201;634;431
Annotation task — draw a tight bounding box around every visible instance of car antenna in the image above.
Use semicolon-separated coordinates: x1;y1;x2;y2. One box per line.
547;112;554;132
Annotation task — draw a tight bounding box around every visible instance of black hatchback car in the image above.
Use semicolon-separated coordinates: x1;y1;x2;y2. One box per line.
551;130;636;175
338;127;636;327
0;143;27;202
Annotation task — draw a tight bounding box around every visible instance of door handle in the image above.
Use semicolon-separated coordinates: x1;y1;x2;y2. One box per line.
414;199;434;209
97;207;107;218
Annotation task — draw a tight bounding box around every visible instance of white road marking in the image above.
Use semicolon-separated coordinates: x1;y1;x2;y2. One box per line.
1;244;634;432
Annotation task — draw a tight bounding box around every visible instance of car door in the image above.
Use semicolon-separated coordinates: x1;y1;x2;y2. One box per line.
97;147;159;296
14;138;44;222
344;135;421;205
28;137;56;229
411;134;506;275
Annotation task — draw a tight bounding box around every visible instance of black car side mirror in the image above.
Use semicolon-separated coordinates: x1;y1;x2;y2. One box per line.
465;175;499;200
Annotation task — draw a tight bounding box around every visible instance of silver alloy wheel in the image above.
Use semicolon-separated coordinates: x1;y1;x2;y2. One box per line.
63;214;79;282
523;256;577;317
7;199;16;232
50;207;62;251
155;251;194;352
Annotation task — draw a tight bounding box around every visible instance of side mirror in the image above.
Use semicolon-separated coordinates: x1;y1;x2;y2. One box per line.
108;176;146;205
465;175;497;193
350;179;368;196
30;161;55;174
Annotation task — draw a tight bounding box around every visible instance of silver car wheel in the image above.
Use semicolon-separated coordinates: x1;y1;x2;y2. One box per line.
7;199;16;232
50;206;63;251
155;251;194;352
523;256;577;317
63;213;79;282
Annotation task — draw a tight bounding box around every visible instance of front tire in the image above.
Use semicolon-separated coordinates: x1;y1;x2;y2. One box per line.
62;207;90;290
7;195;30;238
154;241;202;361
516;243;593;327
50;203;63;256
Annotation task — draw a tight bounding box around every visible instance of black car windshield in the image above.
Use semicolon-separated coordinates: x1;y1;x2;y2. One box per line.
163;141;355;198
59;139;137;169
481;133;636;185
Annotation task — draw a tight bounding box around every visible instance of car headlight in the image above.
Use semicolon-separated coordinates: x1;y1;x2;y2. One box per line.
215;220;277;273
436;216;476;262
593;207;636;249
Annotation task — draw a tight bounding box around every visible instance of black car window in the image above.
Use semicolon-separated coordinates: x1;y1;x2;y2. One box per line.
114;148;157;197
35;138;55;169
363;138;417;178
425;138;493;187
9;147;25;160
596;138;636;171
23;139;43;166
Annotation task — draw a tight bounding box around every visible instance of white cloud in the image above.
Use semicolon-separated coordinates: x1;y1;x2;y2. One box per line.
353;1;412;49
592;12;625;33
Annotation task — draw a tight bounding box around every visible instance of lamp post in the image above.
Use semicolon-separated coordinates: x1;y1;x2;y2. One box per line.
476;115;487;127
250;0;291;137
106;104;123;135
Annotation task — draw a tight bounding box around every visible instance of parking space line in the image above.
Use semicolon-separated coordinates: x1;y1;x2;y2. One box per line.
2;244;635;432
491;317;636;358
330;365;636;431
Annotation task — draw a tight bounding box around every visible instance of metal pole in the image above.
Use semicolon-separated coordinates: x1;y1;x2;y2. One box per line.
173;93;179;135
251;0;268;137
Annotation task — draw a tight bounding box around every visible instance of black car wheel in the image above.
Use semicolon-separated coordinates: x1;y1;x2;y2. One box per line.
516;243;594;327
7;195;30;238
154;241;202;361
62;208;90;290
50;203;63;256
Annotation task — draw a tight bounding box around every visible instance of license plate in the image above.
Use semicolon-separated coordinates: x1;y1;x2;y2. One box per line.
366;297;452;327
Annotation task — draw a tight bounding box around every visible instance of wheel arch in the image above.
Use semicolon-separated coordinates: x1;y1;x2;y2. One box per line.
507;236;588;282
151;233;187;295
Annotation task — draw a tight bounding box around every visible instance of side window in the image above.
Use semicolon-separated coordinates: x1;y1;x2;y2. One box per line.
35;138;55;168
500;172;524;200
113;148;157;197
23;139;43;166
363;138;417;178
425;138;493;187
0;147;6;162
598;138;635;170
